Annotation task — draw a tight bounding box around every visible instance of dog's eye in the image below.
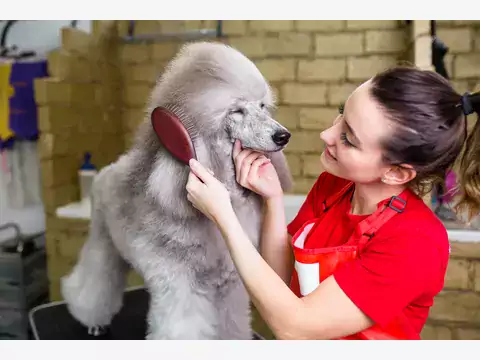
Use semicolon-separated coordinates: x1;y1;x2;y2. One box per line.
231;109;245;116
260;102;265;109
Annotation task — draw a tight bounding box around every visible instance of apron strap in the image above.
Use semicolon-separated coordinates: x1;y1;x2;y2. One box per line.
322;182;354;212
352;192;408;250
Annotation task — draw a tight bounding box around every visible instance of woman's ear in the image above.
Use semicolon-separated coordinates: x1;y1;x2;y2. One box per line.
382;164;416;186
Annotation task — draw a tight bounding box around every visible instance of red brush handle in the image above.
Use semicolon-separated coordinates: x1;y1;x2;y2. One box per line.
151;106;197;165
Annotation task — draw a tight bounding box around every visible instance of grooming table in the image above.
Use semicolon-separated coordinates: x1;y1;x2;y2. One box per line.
29;286;264;340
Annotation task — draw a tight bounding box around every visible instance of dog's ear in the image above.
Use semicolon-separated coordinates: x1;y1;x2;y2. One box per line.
268;151;293;193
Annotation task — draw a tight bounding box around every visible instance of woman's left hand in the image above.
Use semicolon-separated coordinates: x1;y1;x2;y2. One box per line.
186;159;233;224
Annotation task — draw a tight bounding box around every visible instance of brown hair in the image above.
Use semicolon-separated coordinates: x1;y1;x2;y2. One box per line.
369;66;480;220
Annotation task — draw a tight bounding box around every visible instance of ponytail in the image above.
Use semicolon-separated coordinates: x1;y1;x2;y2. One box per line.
456;91;480;220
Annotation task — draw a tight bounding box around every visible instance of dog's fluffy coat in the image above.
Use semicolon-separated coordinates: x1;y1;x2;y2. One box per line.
60;41;293;340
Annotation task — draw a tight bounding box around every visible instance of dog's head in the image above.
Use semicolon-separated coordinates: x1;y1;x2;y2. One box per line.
147;41;291;153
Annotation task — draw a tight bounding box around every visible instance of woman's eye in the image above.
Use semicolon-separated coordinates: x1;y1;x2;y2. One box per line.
340;132;354;148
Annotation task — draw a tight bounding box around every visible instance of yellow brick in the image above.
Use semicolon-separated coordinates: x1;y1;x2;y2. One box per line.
444;259;471;290
222;20;248;35
34;78;71;105
302;154;325;177
265;33;311;56
124;63;160;83
412;20;431;38
42;184;79;214
346;20;400;30
315;33;363;56
414;35;433;70
133;20;161;35
123;107;147;132
70;83;97;105
365;29;407;53
151;42;181;61
474;262;480;292
295;20;344;32
420;325;453;340
456;328;480;340
428;291;480;323
159;20;185;33
437;28;472;53
117;20;130;37
250;20;294;32
450;80;470;95
285;154;302;177
61;27;92;57
292;177;316;194
40;106;90;135
101;110;123;134
299;107;338;130
228;37;267;58
282;83;327;105
41;157;77;189
47;50;94;82
475;29;480;51
38;133;70;160
91;20;117;38
184;20;203;31
274;106;299;130
452;20;480;25
287;131;324;153
347;56;398;81
95;85;120;108
298;59;346;81
127;270;145;287
120;44;150;64
123;84;153;107
255;59;296;82
327;83;358;106
455;54;480;78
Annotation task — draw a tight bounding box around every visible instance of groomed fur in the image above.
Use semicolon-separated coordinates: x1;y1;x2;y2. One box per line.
61;41;293;340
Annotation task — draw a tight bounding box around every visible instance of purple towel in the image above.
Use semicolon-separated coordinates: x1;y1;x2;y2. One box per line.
8;60;48;141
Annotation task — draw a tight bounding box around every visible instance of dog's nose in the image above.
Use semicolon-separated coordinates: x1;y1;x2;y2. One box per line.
272;131;291;146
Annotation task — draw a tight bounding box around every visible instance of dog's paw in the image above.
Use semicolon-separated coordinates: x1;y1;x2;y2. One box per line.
87;325;108;337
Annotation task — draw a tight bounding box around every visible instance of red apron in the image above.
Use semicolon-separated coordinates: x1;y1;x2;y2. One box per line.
289;181;419;340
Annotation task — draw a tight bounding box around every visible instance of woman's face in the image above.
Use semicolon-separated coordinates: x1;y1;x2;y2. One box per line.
320;80;394;185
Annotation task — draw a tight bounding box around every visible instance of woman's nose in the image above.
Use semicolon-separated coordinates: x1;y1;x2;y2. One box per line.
320;123;338;146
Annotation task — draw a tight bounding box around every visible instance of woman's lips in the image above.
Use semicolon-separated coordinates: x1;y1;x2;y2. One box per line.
325;147;337;161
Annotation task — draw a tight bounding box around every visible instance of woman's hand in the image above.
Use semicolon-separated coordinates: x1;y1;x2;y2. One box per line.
186;159;234;224
233;140;283;200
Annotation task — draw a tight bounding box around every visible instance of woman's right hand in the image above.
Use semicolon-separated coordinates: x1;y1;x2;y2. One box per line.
232;139;283;200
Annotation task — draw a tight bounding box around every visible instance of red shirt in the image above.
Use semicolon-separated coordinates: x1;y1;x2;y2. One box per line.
287;171;450;337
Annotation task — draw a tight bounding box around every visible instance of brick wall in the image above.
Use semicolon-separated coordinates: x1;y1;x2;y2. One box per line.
34;21;128;300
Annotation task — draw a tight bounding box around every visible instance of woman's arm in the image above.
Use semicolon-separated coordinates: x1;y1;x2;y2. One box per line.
186;159;374;340
215;206;373;340
260;196;293;285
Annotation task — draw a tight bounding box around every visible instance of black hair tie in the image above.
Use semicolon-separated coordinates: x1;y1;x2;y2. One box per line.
461;92;474;116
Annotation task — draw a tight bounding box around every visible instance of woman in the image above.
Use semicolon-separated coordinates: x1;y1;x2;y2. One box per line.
185;66;480;340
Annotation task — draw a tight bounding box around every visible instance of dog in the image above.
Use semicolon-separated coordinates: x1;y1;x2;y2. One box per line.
60;41;293;340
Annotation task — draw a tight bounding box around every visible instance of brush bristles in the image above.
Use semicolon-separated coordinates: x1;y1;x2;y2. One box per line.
163;103;203;157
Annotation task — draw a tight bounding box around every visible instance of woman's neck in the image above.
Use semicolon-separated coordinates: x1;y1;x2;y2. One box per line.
350;182;407;215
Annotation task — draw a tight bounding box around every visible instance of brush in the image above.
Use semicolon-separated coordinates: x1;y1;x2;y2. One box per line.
151;105;204;166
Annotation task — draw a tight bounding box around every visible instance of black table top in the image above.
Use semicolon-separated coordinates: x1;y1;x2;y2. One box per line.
29;286;264;340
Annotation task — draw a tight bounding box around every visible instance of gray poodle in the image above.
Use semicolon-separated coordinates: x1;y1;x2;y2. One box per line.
60;41;293;340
